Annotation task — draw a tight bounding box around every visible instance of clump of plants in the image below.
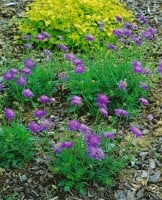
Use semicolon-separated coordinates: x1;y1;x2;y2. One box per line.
18;0;133;49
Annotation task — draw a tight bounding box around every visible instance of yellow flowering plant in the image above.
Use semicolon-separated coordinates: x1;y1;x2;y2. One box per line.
18;0;133;50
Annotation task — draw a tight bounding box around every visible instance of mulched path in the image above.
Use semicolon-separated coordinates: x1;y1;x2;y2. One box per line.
0;0;162;199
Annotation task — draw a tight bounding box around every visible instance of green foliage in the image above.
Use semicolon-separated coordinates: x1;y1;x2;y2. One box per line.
0;122;34;169
18;0;133;50
50;137;130;193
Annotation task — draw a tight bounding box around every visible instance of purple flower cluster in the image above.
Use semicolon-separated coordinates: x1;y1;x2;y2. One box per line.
3;68;18;81
131;36;142;46
86;147;105;160
22;89;34;98
158;63;162;74
117;79;127;91
113;28;132;38
86;134;101;147
4;108;15;121
54;141;73;154
85;34;94;42
107;44;117;51
16;76;26;86
24;58;35;69
68;119;80;131
147;114;154;121
115;15;122;23
38;95;50;103
35;31;51;41
97;94;109;117
130;125;142;138
139;15;147;24
139;97;149;106
141;27;156;40
58;44;68;52
71;95;83;106
140;82;150;91
102;132;115;139
114;109;129;117
34;109;47;118
132;60;144;74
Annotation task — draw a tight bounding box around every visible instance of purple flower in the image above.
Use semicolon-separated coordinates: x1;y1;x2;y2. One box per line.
122;29;132;37
115;15;122;22
53;143;63;154
16;76;26;86
3;72;14;80
86;134;101;147
139;15;147;24
79;123;91;135
58;44;68;52
147;114;154;121
140;82;150;91
87;147;105;160
61;141;73;149
38;95;50;103
39;118;54;131
73;59;83;66
9;68;18;75
35;33;45;40
57;72;68;81
24;43;33;49
113;29;123;38
34;110;47;118
64;53;76;60
4;108;15;121
22;89;34;98
99;107;108;117
141;31;153;40
131;36;142;46
158;63;162;74
68;119;80;131
22;35;31;40
114;109;129;117
85;34;94;41
132;60;144;73
102;132;115;139
53;141;73;154
41;31;51;39
43;49;52;57
124;22;134;30
97;94;109;107
130;125;142;138
28;121;41;135
21;68;31;75
74;66;85;73
24;58;35;69
107;44;117;51
117;79;127;91
71;95;83;106
139;98;149;106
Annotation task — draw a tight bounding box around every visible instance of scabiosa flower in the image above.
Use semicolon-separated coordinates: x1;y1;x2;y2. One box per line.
113;29;123;38
124;22;134;30
140;82;150;91
107;44;117;51
68;119;80;131
99;107;108;117
141;31;153;40
4;108;15;121
43;49;52;57
39;118;54;131
41;31;51;39
3;72;14;80
117;79;127;91
132;60;144;73
158;63;162;74
147;114;154;121
73;58;83;66
16;76;26;86
131;36;142;46
53;142;63;154
130;125;142;138
102;132;115;139
24;43;33;49
34;110;47;118
38;95;50;103
64;53;76;60
87;147;105;160
35;33;45;40
139;15;147;24
97;94;109;107
9;68;18;75
86;134;101;147
114;109;129;117
115;15;122;22
24;58;35;69
139;97;149;106
58;44;68;52
85;34;94;41
61;141;73;149
122;29;132;37
22;89;34;98
71;95;83;106
74;66;85;73
21;68;31;75
28;121;41;135
79;123;91;135
53;141;73;154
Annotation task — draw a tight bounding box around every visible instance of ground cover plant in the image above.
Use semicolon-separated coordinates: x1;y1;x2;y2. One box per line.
0;1;162;197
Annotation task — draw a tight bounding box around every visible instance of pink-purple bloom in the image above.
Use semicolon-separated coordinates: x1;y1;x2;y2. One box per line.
39;118;54;131
34;110;47;118
3;72;14;80
79;123;91;135
140;82;150;91
85;34;94;41
28;121;41;135
24;58;35;69
22;89;34;98
139;97;149;106
99;107;108;117
53;141;73;154
132;60;144;73
41;31;51;39
38;95;50;103
114;109;129;117
139;15;147;24
16;76;26;86
117;79;127;91
71;95;83;106
115;15;122;22
86;134;101;147
9;68;18;75
147;114;154;121
130;125;142;138
68;120;80;131
107;44;117;51
87;147;105;160
102;132;115;139
21;68;31;75
158;63;162;74
74;66;85;73
58;44;68;52
35;33;45;40
64;53;76;60
97;94;109;107
4;108;15;121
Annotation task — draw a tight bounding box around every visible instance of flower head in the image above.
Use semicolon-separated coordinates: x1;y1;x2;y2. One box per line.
107;44;117;51
68;120;80;131
130;125;142;138
139;97;149;106
85;34;94;41
97;94;109;107
133;60;143;73
28;121;41;135
3;72;14;80
158;63;162;74
79;123;91;135
74;65;85;73
115;15;122;22
4;108;15;121
139;15;147;24
86;134;101;147
117;79;127;91
35;33;45;40
114;109;129;117
9;68;18;75
22;89;34;98
102;132;115;139
64;53;76;60
99;107;108;117
39;118;54;131
87;147;105;160
38;95;50;103
71;95;83;106
41;31;51;39
21;68;31;75
140;82;150;91
34;110;47;118
16;76;26;86
58;44;68;52
24;58;35;69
